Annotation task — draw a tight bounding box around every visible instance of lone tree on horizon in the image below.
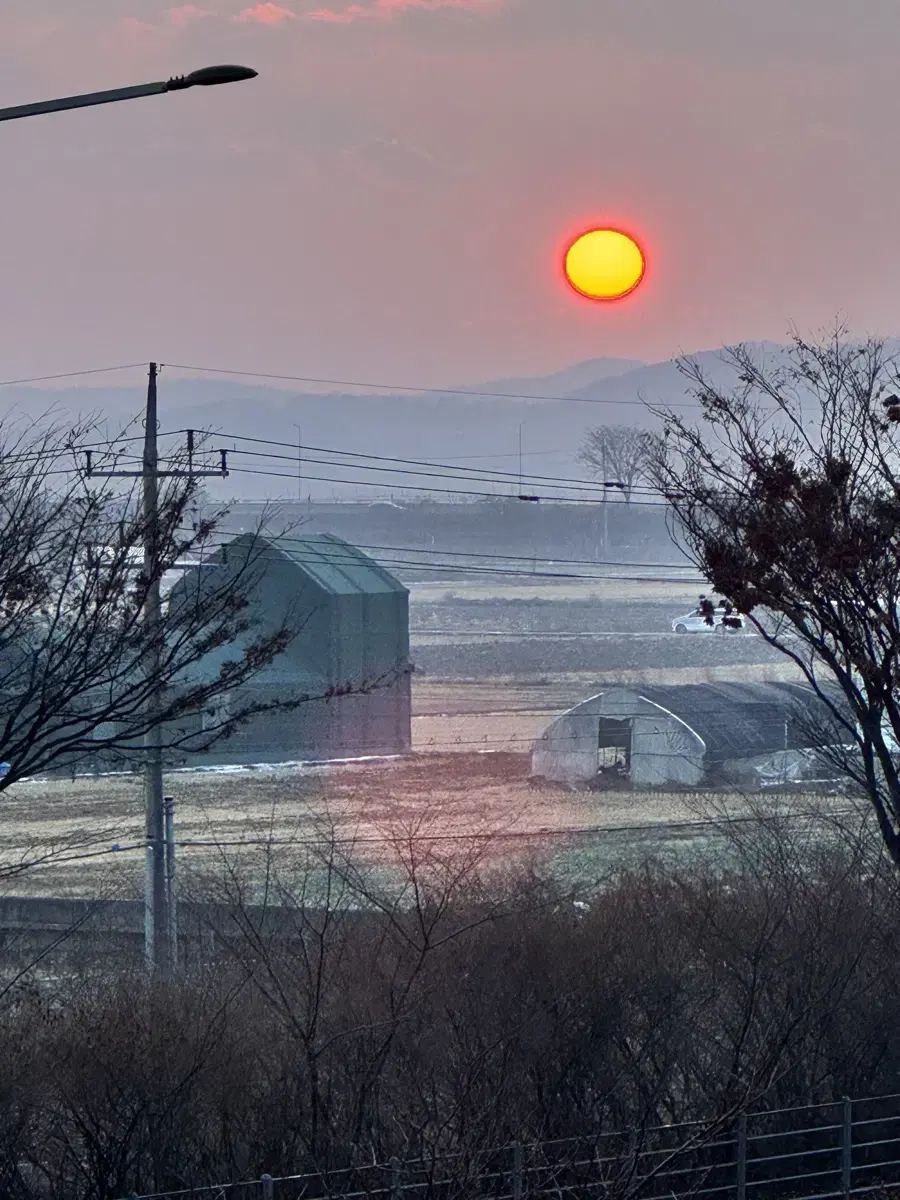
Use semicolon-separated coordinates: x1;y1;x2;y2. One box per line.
649;327;900;865
579;424;654;502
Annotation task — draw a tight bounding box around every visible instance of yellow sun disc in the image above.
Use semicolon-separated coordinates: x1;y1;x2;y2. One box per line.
563;228;646;301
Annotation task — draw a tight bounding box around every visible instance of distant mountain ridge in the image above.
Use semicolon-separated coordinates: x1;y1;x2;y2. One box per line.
3;339;893;500
462;357;647;398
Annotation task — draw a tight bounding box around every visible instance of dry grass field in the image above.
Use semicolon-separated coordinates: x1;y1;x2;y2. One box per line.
0;750;803;899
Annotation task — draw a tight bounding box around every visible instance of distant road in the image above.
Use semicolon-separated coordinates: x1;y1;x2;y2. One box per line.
411;629;756;640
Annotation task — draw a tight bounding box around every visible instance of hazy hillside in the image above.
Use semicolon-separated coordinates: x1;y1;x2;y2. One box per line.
464;356;646;397
0;340;860;500
566;341;791;404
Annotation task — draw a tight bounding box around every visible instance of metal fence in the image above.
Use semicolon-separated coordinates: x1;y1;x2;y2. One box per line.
123;1091;900;1200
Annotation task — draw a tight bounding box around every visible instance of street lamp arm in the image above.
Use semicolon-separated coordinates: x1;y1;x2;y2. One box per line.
0;65;257;124
0;81;167;124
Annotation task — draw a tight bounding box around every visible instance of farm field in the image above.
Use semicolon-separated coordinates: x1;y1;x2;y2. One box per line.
0;574;827;900
409;580;796;751
0;750;851;900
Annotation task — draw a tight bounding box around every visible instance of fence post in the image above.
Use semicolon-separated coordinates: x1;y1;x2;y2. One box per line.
841;1096;852;1197
512;1141;524;1200
390;1155;402;1200
261;1173;274;1200
736;1113;747;1200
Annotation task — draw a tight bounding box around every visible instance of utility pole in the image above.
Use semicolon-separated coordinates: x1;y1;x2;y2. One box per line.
602;447;609;553
164;795;178;968
85;363;228;973
293;423;302;501
143;362;166;973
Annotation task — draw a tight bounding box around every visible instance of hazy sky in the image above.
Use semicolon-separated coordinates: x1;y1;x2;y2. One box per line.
2;0;899;387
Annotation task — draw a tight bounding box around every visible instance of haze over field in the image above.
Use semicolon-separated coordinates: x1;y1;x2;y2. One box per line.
0;344;812;498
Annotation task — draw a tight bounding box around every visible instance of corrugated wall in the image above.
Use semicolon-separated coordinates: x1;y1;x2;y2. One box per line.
163;541;411;766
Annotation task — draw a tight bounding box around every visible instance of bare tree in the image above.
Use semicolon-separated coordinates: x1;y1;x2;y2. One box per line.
3;803;900;1198
0;417;382;788
648;326;900;865
579;424;655;502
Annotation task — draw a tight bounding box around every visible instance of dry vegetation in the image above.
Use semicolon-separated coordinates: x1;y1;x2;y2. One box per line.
1;815;899;1199
0;752;746;897
0;749;855;900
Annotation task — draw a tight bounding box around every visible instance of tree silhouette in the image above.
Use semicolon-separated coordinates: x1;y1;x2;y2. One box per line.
649;328;900;863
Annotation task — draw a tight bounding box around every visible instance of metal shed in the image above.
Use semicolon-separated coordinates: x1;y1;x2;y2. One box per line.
174;532;412;765
531;682;849;788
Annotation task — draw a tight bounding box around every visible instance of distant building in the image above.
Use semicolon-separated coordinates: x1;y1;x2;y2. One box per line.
171;533;412;766
531;682;850;789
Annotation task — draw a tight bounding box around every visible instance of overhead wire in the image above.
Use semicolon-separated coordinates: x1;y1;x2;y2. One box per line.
0;437;145;471
0;373;677;498
205;542;700;582
257;536;693;571
416;447;581;462
170;807;824;849
244;530;700;579
8;807;830;860
0;364;146;388
162;361;702;409
50;802;843;854
172;429;677;504
225;464;672;507
228;446;616;495
211;432;652;494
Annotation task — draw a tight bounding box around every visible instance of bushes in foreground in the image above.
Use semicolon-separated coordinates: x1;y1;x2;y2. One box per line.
1;807;899;1198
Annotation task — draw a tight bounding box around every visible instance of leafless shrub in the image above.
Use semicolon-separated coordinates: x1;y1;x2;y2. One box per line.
0;809;897;1197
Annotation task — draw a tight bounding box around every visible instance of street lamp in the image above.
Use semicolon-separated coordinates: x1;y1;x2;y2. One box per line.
0;64;257;124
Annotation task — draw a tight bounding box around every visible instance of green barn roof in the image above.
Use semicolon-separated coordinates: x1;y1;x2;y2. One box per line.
265;533;408;597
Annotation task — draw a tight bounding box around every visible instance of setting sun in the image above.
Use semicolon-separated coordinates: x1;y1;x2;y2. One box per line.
563;228;646;301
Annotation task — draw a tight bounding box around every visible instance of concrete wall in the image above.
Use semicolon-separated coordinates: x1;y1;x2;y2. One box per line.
0;897;387;970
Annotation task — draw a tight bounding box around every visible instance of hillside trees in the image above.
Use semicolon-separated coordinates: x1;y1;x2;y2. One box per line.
648;328;900;863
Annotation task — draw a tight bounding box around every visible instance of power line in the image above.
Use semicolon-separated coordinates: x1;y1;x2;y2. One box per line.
171;803;851;849
211;543;699;581
214;432;647;494
0;437;145;471
226;447;615;495
225;465;670;507
162;360;699;409
421;447;579;462
0;363;146;389
214;434;614;489
21;806;831;858
264;535;692;571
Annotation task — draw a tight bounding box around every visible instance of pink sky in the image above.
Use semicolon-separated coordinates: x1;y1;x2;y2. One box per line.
1;0;899;386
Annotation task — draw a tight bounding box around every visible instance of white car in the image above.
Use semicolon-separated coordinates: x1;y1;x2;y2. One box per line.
672;607;745;634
